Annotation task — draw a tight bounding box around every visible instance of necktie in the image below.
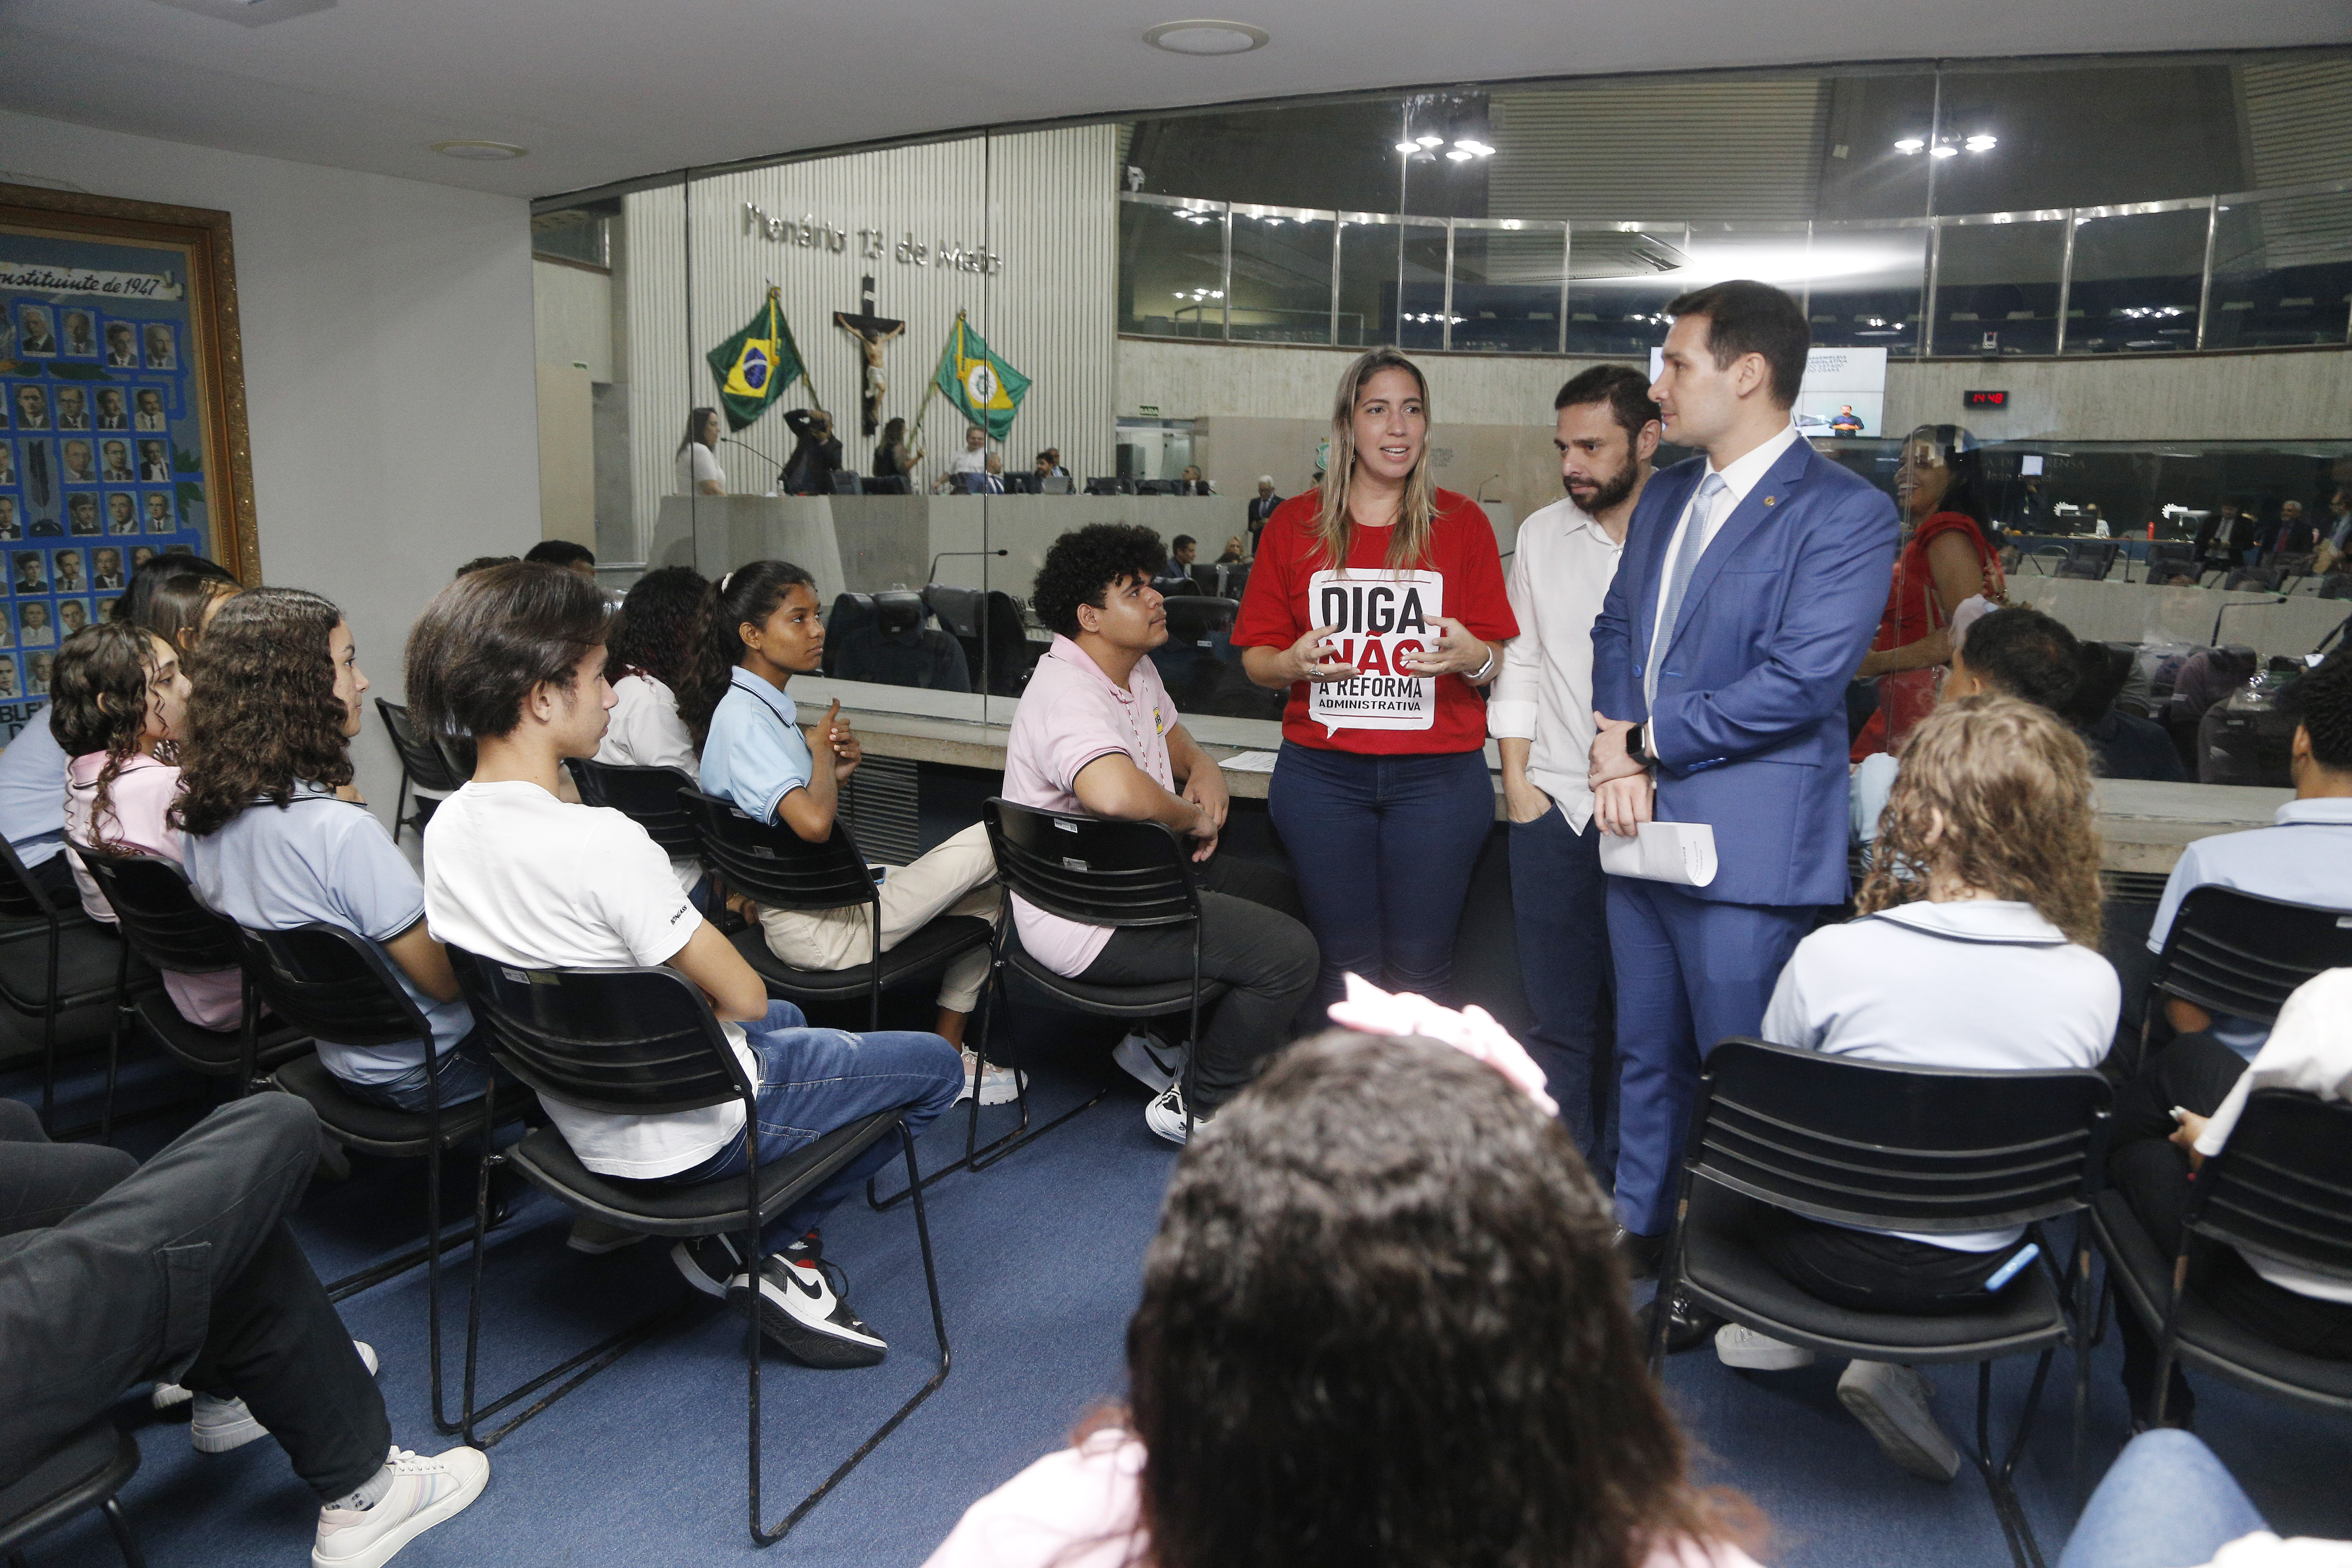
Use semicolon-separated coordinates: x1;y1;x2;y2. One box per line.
1648;472;1727;709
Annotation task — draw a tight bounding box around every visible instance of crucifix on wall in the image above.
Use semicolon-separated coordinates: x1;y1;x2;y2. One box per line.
833;275;905;439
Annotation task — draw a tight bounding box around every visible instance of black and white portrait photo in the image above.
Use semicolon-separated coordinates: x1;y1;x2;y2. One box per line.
0;657;20;701
17;601;54;649
59;440;95;485
94;387;127;430
101;441;133;484
0;498;19;542
56;599;89;637
28;652;54;697
91;547;125;590
68;494;102;536
15;307;56;358
12;551;46;594
106;493;138;536
61;310;96;358
144;491;175;534
133;389;166;431
142;323;177;370
53;387;89;432
0;441;14;486
50;549;86;595
138;440;171;482
104;321;137;368
10;386;49;431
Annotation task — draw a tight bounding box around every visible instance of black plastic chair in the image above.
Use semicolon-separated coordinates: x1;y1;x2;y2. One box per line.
568;758;701;859
76;854;309;1140
377;698;463;845
2092;1090;2352;1423
0;837;133;1133
0;1421;145;1568
445;946;949;1545
975;798;1222;1163
1650;1038;2111;1568
680;789;994;1200
2141;542;2198;585
2133;887;2352;1074
239;920;518;1429
2224;566;2283;594
2057;539;2119;581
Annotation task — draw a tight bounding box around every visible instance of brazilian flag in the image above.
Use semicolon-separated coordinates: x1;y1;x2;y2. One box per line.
932;312;1030;441
705;289;804;432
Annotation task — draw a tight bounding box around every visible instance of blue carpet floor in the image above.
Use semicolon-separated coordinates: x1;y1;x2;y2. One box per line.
9;1034;2349;1568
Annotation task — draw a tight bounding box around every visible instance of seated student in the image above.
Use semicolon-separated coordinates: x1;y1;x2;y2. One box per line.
108;551;241;635
0;1092;487;1566
52;622;242;1030
2067;639;2187;784
680;560;1011;1102
2104;968;2352;1430
0;698;74;905
2132;648;2352;1062
1724;695;2117;1483
924;1026;1761;1568
1002;524;1317;1144
593;566;712;897
1851;605;2079;850
177;589;485;1115
408;562;963;1366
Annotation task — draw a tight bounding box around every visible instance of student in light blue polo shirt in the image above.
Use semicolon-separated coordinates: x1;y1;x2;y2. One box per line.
0;704;72;903
2143;648;2352;1060
682;560;1007;1104
176;588;481;1111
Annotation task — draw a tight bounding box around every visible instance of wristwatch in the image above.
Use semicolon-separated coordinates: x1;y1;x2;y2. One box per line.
1626;723;1651;768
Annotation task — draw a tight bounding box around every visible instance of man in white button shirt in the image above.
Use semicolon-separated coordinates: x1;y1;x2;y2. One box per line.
1489;366;1659;1173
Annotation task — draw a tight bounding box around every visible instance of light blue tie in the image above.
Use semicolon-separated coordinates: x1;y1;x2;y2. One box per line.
1648;472;1727;709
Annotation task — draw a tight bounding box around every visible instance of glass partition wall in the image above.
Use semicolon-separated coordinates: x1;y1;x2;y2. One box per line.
533;47;2352;764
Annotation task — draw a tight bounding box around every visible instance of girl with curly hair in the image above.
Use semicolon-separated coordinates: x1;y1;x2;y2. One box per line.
177;588;482;1111
1718;693;2115;1481
51;620;241;1028
925;1029;1761;1568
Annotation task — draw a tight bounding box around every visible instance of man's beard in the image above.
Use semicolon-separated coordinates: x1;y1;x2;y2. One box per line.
1566;456;1639;515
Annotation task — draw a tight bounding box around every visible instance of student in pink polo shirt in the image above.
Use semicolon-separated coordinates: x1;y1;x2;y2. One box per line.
1003;524;1317;1144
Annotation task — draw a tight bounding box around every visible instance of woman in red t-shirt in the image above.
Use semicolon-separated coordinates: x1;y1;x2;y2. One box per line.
1852;424;2004;757
1233;349;1517;1005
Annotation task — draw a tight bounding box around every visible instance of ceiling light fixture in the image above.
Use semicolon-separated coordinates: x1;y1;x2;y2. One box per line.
1893;137;1925;154
430;140;527;161
1452;138;1494;158
1445;148;1474;162
1143;19;1270;55
1965;134;1998;152
1394;141;1418;154
1929;143;1960;159
1501;219;1524;230
1416;134;1443;148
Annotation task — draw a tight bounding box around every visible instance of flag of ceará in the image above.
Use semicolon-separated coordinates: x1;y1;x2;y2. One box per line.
705;289;804;431
931;313;1030;441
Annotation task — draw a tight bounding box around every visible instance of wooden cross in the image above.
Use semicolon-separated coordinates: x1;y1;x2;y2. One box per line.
833;275;906;439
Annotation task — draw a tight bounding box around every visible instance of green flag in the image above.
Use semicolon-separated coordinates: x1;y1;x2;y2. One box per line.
931;312;1030;441
705;289;804;431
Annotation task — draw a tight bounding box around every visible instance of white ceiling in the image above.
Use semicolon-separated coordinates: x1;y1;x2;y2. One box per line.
0;0;2344;203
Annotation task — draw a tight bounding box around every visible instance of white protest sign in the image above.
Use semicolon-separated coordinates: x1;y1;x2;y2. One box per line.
1307;568;1443;736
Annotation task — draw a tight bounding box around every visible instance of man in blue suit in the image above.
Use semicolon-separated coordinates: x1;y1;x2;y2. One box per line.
1587;281;1899;1317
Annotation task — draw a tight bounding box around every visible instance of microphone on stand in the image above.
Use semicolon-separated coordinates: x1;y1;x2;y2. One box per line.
721;436;782;487
928;549;1008;586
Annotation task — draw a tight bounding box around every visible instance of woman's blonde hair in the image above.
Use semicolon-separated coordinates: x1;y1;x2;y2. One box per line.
1857;693;2103;947
1311;348;1439;573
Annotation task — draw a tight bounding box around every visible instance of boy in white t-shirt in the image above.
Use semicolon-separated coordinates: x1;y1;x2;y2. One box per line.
407;561;961;1370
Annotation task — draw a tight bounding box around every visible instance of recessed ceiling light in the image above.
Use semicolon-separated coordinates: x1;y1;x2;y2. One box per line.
430;140;527;162
1416;134;1444;148
1893;137;1925;154
1445;148;1474;162
1965;134;1998;152
1929;143;1959;159
1143;19;1268;55
1393;141;1418;154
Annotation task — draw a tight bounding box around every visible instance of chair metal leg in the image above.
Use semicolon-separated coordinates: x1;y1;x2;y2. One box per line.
753;1121;952;1544
459;1149;689;1449
101;1497;149;1568
38;922;61;1131
1970;1354;2054;1568
391;768;411;847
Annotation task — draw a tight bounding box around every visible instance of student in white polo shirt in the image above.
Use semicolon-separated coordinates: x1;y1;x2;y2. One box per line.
1003;524;1318;1144
407;562;962;1371
1719;696;2117;1484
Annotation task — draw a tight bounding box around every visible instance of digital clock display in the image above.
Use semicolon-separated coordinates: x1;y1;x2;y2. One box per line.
1964;389;2008;409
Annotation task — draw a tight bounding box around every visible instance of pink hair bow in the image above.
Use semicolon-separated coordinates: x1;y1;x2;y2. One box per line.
1326;973;1559;1117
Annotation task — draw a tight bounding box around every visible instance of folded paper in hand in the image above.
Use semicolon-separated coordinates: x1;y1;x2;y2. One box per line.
1597;821;1718;887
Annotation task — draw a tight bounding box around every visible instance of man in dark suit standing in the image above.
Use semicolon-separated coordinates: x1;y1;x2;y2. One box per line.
1246;475;1283;555
1587;280;1899;1320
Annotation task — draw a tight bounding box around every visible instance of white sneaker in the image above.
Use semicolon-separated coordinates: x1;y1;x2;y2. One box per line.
1144;1080;1211;1146
1837;1360;1961;1482
728;1234;888;1369
194;1342;378;1453
1111;1032;1188;1096
152;1381;193;1411
1714;1323;1816;1371
957;1048;1023;1106
312;1445;490;1568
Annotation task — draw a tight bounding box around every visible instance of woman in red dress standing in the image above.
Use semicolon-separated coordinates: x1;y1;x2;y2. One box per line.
1853;424;2004;756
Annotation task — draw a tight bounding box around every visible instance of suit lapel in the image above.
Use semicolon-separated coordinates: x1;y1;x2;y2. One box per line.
1663;437;1816;662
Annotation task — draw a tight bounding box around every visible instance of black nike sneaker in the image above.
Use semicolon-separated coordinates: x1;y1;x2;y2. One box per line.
729;1233;888;1368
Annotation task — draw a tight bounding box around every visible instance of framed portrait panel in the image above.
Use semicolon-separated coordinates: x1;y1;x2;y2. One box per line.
0;182;257;739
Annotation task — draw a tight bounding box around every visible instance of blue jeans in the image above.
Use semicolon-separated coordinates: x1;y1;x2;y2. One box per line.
1267;743;1495;1006
640;1001;962;1247
2057;1430;2267;1568
339;1032;497;1114
1508;802;1616;1176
